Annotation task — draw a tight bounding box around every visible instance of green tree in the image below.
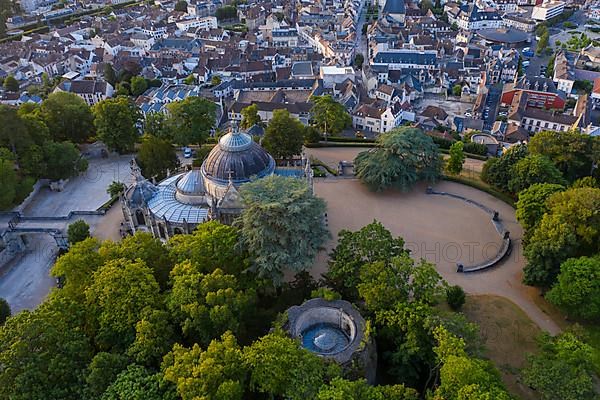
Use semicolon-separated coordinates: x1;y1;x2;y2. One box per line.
136;135;179;180
0;155;17;209
130;76;148;96
244;332;331;400
0;106;28;155
93;97;141;153
523;187;600;287
452;84;462;97
0;297;10;325
167;262;254;345
167;220;246;276
127;308;175;367
166;97;216;146
481;143;528;192
174;0;187;12
182;74;195;85
238;175;329;284
528;130;599;182
547;54;556;77
507;154;566;193
162;331;247;400
51;238;103;300
215;5;237;20
116;82;131;96
104;64;117;86
310;95;351;137
446;141;465;175
354;53;364;69
101;365;175;400
41;92;95;142
86;258;161;350
67;219;90;244
446;285;466;311
3;75;19;92
107;181;126;197
41;141;88;180
515;183;565;238
432;326;511;400
317;377;418;400
99;231;174;290
211;75;221;86
358;254;444;313
85;352;130;398
355;127;441;192
240;104;261;130
262;109;305;158
546;256;600;320
523;332;597;400
144;112;173;140
0;297;93;400
325;221;407;300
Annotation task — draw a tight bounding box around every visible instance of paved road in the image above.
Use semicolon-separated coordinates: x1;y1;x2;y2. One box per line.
355;1;368;58
483;87;501;132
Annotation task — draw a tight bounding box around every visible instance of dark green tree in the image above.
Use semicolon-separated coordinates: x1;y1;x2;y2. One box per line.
85;352;130;398
0;153;17;210
481;143;528;192
93;97;141;153
446;285;466;311
507;154;566;193
174;0;187;12
166;97;216;146
262;109;305;158
41;141;88;180
3;75;19;92
144;112;173;140
0;297;10;325
310;95;351;137
325;221;407;300
523;332;597;400
136;135;179;181
67;219;90;244
355;127;441;192
546;256;600;320
107;181;126;197
127;308;175;367
317;377;418;400
104;64;117;86
238;175;329;284
130;76;148;96
41;92;95;142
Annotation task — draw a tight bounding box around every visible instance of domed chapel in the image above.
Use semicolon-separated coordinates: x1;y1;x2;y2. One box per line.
121;127;313;240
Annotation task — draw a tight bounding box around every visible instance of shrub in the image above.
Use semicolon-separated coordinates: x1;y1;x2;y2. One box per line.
446;285;466;311
310;287;342;301
67;219;90;245
462;141;488;155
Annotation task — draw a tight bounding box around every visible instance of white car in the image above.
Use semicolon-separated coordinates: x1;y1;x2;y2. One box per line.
464;112;473;117
183;147;193;158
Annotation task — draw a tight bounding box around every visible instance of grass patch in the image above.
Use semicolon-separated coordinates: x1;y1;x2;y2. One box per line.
310;156;338;176
463;295;542;400
442;174;516;207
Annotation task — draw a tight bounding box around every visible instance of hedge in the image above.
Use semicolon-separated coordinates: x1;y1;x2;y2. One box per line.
442;175;516;207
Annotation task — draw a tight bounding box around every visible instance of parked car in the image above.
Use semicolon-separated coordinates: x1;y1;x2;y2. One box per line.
522;50;534;57
183;147;193;158
522;61;530;68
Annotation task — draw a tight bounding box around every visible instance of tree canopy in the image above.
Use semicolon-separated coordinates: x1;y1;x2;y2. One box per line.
41;92;95;143
136;135;179;181
481;143;528;193
166;97;216;146
238;175;329;283
354;127;441;192
93;97;141;153
240;104;261;130
507;154;566;193
310;95;351;137
262;109;305;158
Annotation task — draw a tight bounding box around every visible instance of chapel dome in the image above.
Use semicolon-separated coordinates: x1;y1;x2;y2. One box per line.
201;130;275;184
175;168;207;205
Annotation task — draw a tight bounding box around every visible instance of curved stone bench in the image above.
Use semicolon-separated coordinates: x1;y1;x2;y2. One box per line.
426;187;512;273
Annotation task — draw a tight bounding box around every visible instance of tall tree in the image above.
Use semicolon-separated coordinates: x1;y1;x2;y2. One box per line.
310;95;351;137
3;75;19;92
162;331;248;400
127;308;175;367
41;92;95;143
136;135;179;181
523;187;600;287
85;259;161;350
130;76;148;97
446;141;465;175
523;332;597;400
144;112;173;140
244;332;332;400
355;127;441;192
41;141;88;180
325;221;407;300
67;219;90;244
240;104;261;130
85;352;130;399
103;64;117;86
51;238;103;301
262;109;305;158
481;143;528;192
546;256;600;320
166;97;216;146
528;130;599;182
507;154;566;193
167;262;254;345
0;153;17;210
0;297;10;325
238;175;329;284
93;97;141;153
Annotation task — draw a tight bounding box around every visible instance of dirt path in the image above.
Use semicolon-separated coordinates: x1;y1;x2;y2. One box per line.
312;178;561;335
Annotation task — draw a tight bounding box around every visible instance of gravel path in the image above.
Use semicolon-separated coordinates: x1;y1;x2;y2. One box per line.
312;178;561;335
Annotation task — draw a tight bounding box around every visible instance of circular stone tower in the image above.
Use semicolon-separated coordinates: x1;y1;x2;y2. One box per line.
285;298;377;383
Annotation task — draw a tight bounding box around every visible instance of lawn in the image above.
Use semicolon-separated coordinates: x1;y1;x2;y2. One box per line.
463;295;542;400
